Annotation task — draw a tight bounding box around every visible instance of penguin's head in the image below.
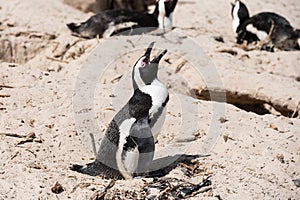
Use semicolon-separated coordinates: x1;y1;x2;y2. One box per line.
154;0;178;31
141;49;167;83
231;0;250;33
132;42;167;89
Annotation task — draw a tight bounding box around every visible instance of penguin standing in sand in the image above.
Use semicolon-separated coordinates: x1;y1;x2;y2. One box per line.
231;0;300;51
71;43;169;179
132;42;168;142
67;0;178;39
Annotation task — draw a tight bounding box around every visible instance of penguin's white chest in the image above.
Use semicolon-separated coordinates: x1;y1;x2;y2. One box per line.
140;85;168;119
246;24;268;40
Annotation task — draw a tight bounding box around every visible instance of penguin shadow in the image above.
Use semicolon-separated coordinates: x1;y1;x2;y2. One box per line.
70;154;210;180
146;154;210;178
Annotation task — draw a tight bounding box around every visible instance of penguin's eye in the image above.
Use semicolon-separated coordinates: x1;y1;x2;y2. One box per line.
140;58;148;67
141;61;146;67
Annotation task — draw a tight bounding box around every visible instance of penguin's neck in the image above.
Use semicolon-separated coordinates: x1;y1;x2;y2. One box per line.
150;78;166;88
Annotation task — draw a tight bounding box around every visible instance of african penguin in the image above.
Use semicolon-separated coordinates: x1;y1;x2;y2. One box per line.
71;44;169;179
132;42;168;142
231;0;300;51
67;0;178;39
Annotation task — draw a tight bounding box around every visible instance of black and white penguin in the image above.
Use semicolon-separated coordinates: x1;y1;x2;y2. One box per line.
67;0;178;39
231;0;300;50
71;45;169;179
132;42;168;142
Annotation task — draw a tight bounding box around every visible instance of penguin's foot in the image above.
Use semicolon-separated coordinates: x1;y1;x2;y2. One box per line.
260;40;275;52
233;41;254;51
234;41;275;52
260;43;275;52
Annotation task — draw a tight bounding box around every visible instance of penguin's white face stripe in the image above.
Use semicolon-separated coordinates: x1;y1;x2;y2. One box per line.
133;56;147;88
140;84;169;119
115;118;136;179
246;24;268;40
232;1;240;33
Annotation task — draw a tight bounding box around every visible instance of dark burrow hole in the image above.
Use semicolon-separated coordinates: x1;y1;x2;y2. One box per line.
190;89;298;118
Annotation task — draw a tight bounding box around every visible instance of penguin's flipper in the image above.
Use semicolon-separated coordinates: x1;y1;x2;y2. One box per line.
117;117;155;178
130;118;155;176
121;136;139;177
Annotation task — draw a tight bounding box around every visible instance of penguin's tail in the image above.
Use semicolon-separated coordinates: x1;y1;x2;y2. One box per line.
70;162;99;176
66;23;81;34
70;162;123;179
70;164;86;173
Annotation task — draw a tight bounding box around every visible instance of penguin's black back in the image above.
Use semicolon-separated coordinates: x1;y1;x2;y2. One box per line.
239;12;291;33
236;12;298;47
121;117;154;158
99;9;158;27
67;9;158;39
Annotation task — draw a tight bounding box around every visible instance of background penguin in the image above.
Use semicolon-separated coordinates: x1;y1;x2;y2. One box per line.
71;45;169;179
132;42;168;142
231;0;300;51
231;0;249;34
95;0;156;13
67;0;178;39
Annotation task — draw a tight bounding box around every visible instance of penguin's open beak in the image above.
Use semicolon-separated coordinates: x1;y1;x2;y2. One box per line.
144;42;155;63
151;49;167;64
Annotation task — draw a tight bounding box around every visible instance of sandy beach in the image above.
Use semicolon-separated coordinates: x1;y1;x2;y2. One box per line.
0;0;299;199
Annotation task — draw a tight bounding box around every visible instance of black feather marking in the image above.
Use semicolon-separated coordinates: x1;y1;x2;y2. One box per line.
129;89;152;119
105;119;120;146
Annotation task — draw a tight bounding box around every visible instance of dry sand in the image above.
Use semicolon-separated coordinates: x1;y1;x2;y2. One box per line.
0;0;299;199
